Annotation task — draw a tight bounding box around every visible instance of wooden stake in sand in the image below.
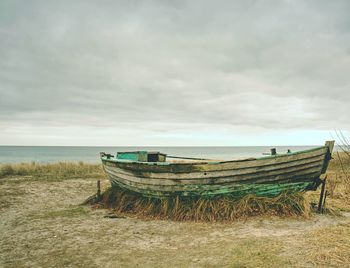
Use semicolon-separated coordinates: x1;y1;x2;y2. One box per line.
270;148;277;155
97;180;101;201
318;176;327;213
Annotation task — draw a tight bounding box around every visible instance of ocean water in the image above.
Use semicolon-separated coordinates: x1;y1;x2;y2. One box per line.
0;145;322;164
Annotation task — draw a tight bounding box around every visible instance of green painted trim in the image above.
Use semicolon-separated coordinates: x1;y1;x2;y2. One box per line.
110;180;315;198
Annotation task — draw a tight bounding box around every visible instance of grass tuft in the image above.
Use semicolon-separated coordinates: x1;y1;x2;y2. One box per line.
297;222;350;267
0;162;104;181
89;186;311;222
31;206;89;220
0;164;15;177
323;151;350;211
230;238;289;267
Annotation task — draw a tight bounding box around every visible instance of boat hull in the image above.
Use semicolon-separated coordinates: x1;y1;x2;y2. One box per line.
101;142;334;197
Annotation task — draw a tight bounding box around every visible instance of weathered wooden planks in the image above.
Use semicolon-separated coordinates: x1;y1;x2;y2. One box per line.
105;165;321;190
108;175;316;197
104;154;326;180
103;160;323;186
101;141;334;197
103;146;328;174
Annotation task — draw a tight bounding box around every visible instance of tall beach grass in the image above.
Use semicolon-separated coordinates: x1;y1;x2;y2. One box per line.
0;161;104;180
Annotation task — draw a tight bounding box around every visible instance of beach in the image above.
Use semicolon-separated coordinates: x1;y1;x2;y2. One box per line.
0;155;349;267
2;1;349;266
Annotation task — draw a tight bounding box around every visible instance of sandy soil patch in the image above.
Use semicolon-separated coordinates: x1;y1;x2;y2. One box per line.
1;177;349;268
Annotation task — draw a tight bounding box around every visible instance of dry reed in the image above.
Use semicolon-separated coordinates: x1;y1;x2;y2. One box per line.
0;162;104;180
90;186;311;222
330;132;350;194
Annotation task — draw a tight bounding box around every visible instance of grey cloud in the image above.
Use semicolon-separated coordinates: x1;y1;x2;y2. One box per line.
0;0;349;144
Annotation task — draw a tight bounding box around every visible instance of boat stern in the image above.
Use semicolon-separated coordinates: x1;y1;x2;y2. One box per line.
321;140;335;174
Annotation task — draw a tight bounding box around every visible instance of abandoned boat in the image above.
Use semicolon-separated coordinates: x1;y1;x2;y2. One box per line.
100;141;334;197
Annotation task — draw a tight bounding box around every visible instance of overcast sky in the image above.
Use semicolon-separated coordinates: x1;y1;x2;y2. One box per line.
0;0;349;146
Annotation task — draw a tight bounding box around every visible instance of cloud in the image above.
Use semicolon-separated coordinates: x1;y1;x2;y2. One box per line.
0;0;349;145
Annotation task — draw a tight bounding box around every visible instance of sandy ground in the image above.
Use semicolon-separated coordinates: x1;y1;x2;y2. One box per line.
1;176;350;268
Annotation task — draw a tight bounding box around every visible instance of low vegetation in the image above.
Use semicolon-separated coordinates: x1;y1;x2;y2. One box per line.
0;161;104;181
321;151;350;211
299;222;350;266
29;206;89;220
0;147;350;267
91;187;311;222
230;238;289;267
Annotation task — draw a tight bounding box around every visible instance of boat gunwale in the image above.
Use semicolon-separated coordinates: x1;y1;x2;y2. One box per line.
101;145;327;166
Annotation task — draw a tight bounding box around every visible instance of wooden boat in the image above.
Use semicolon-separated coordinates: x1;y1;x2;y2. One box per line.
100;141;335;198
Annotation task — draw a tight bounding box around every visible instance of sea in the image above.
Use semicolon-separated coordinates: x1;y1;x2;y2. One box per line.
0;145;325;164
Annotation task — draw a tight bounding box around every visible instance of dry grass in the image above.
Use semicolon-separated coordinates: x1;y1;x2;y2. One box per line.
0;162;104;181
29;206;89;220
1;155;350;267
91;186;311;222
230;238;290;268
322;151;350;212
293;222;350;267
